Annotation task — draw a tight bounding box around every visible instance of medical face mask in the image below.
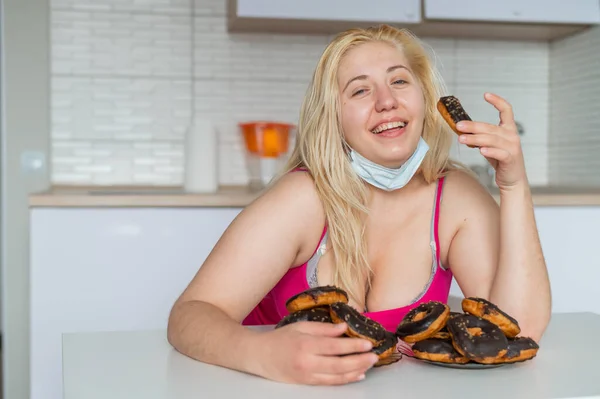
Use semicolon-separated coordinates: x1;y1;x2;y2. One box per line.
349;137;430;191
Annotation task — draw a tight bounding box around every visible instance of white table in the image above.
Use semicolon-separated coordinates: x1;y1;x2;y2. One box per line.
62;312;600;399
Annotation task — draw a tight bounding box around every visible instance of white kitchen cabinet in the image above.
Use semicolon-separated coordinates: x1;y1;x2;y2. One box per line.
235;0;421;23
30;206;600;399
424;0;600;24
29;207;242;399
228;0;600;40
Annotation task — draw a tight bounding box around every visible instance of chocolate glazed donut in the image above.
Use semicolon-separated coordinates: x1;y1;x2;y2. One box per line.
429;312;462;340
446;314;508;364
275;306;333;329
500;337;539;364
372;332;401;367
462;297;521;338
412;339;470;364
437;95;476;149
329;302;388;346
395;302;450;343
285;285;349;313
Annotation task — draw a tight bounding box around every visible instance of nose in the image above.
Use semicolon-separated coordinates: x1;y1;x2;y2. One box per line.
374;86;398;112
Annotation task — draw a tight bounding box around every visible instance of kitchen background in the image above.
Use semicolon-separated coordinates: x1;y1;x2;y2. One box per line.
3;2;600;399
49;0;599;190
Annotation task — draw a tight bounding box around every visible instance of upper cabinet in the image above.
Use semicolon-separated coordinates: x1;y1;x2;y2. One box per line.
235;0;421;24
228;0;421;35
228;0;600;41
424;0;600;25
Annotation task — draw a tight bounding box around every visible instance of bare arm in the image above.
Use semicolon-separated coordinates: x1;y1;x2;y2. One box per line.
446;171;551;342
167;171;326;372
491;182;551;340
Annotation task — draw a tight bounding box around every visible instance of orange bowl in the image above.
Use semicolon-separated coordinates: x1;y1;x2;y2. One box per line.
239;121;294;158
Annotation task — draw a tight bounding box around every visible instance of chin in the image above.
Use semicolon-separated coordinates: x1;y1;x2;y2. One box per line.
373;145;414;168
368;134;416;165
377;153;412;169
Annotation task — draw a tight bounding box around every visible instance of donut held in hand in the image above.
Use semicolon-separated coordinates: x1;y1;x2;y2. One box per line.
329;302;388;346
275;306;333;329
285;285;348;313
371;332;401;367
437;95;476;148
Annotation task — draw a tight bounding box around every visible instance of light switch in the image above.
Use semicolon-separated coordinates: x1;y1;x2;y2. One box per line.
21;151;46;173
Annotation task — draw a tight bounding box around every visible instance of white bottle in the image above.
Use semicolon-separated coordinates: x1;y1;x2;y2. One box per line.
184;120;218;193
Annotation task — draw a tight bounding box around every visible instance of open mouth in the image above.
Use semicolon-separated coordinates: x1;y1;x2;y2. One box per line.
371;121;408;134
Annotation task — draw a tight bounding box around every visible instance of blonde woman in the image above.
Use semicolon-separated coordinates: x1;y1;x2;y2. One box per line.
167;25;551;385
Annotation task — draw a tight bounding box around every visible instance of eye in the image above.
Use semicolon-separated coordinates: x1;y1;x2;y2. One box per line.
393;79;407;85
352;88;367;97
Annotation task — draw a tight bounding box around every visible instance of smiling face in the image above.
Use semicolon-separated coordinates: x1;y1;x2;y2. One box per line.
338;41;426;169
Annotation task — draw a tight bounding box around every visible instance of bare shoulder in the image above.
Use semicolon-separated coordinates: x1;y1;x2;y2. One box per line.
442;168;499;224
174;170;326;321
249;170;325;222
243;170;327;260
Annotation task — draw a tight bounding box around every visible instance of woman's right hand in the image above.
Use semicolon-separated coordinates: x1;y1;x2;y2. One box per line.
253;321;380;385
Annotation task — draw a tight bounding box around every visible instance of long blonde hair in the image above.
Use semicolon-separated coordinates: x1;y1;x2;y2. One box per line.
279;25;465;308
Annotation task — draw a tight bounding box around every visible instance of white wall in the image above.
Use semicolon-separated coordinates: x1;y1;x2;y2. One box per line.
549;25;600;186
50;0;550;187
3;2;52;399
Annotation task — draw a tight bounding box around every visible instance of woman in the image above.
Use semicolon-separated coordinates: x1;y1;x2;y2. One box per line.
167;25;551;385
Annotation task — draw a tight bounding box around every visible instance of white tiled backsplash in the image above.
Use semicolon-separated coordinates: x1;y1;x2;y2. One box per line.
49;0;595;187
549;26;600;186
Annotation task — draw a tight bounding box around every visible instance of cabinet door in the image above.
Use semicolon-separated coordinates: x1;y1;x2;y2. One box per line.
424;0;600;24
236;0;422;23
30;208;242;399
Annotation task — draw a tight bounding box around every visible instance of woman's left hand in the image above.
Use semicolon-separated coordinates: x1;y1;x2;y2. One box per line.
455;92;528;191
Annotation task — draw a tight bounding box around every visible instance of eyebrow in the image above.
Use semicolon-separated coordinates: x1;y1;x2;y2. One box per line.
342;64;410;92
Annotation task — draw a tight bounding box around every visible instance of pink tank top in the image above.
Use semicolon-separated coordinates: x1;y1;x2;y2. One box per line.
242;175;453;332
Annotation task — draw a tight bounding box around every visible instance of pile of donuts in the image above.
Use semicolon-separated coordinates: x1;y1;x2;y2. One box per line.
276;285;539;368
397;298;539;365
276;286;401;367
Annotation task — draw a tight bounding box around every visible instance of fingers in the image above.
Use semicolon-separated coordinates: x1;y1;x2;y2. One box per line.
484;92;515;128
458;132;503;148
315;335;374;355
455;93;518;137
289;340;378;385
317;351;379;374
292;321;348;337
479;146;512;163
303;352;378;385
458;129;521;162
456;120;497;135
307;370;367;386
292;322;374;355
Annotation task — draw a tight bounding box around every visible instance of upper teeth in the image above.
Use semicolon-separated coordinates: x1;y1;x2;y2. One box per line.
372;121;406;134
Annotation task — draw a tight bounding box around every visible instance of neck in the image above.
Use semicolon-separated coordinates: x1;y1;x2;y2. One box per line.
366;171;426;197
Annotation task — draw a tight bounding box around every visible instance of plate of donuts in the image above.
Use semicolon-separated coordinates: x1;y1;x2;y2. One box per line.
275;285;539;371
395;298;540;369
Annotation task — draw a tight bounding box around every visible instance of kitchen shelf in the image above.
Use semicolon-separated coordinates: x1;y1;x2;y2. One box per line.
29;185;600;208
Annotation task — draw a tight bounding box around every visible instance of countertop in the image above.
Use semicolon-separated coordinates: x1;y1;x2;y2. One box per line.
29;184;600;208
62;312;600;399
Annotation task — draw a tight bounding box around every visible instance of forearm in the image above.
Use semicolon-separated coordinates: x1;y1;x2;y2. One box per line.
167;300;264;374
489;182;552;341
